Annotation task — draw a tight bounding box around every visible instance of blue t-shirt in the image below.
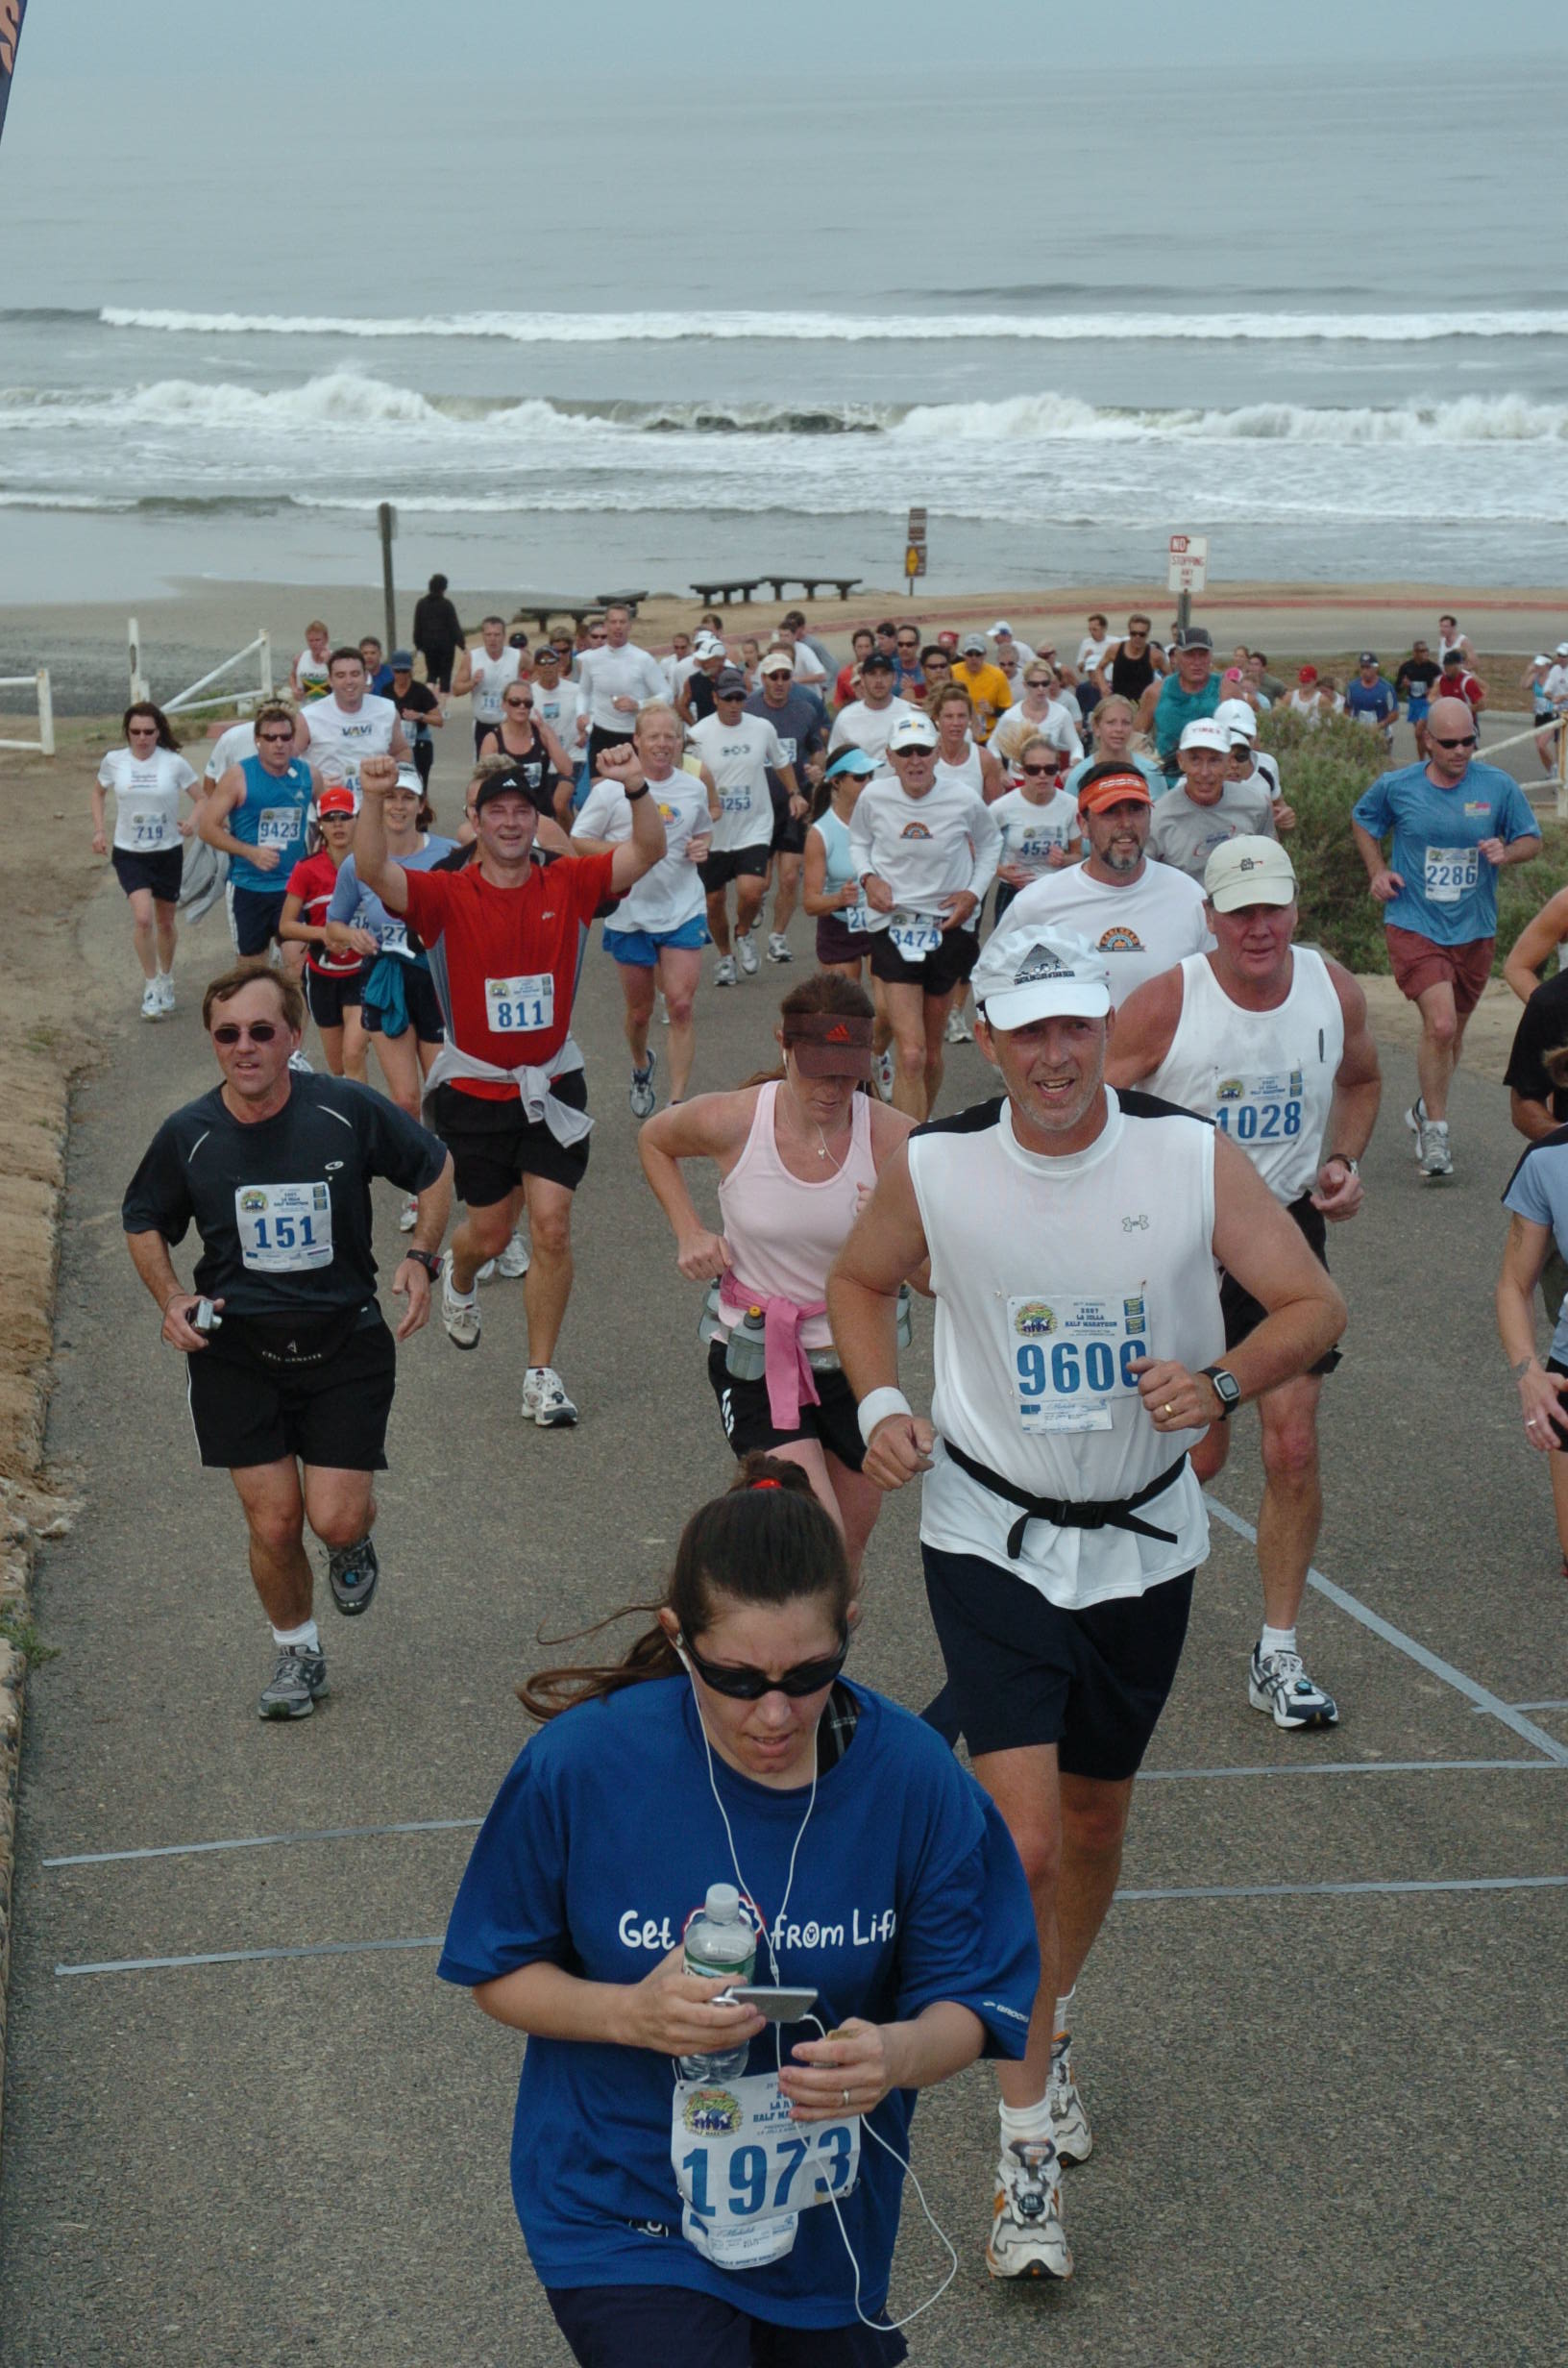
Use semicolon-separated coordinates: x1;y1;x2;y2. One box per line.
1152;673;1220;763
1351;759;1540;945
1344;678;1397;728
438;1677;1037;2326
327;840;456;954
1503;1132;1568;1361
227;754;314;894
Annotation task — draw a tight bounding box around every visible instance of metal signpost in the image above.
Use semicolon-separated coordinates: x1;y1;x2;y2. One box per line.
1167;532;1209;636
379;503;399;653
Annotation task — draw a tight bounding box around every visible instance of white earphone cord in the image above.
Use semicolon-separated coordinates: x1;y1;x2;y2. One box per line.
681;1657;959;2335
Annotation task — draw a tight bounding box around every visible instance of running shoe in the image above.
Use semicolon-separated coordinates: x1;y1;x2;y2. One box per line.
326;1535;380;1617
713;954;738;988
523;1366;578;1427
987;2142;1071;2282
497;1228;530;1279
945;1006;973;1045
656;990;671;1025
257;1642;328;1720
1403;1098;1453;1177
155;971;176;1015
139;980;161;1022
736;932;759;976
476;1259;496;1283
767;932;793;963
1248;1643;1339;1729
630;1048;658;1121
398;1195;419;1233
287;1048;313;1074
441;1251;481;1349
1048;2035;1092;2163
874;1048;895;1100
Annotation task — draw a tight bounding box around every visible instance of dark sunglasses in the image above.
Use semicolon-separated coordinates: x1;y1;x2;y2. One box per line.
680;1629;849;1700
1432;733;1477;749
257;729;294;744
1020;760;1061;777
211;1022;280;1045
503;696;534;708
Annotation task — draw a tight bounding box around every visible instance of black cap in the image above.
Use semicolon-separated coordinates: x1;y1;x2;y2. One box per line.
862;650;894;673
1175;626;1213;652
1359;651;1379;666
715;665;748;695
474;765;542;814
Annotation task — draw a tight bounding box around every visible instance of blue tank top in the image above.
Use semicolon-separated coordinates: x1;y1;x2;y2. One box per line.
229;754;314;892
1152;675;1221;764
814;804;857;894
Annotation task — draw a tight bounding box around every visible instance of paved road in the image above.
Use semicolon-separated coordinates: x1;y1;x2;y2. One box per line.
3;757;1567;2364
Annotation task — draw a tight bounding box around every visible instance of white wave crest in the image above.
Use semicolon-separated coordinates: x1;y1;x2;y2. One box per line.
892;391;1568;443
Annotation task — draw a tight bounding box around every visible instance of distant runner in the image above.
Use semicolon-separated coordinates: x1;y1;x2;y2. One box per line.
93;700;203;1021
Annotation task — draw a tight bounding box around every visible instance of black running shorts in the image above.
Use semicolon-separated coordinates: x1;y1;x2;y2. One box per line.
112;847;184;902
306;967;365;1029
1219;1192;1341;1376
186;1315;396;1471
868;924;978;998
429;1072;590;1203
921;1543;1193;1779
706;1341;866;1470
698;843;772;894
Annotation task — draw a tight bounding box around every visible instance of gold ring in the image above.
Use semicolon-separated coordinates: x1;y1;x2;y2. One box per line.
843;2087;851;2108
1163;1401;1175;1418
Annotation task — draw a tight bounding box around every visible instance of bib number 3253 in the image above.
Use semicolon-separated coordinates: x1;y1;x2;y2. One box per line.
1009;1291;1148;1434
485;973;554;1032
234;1181;334;1273
672;2072;859;2269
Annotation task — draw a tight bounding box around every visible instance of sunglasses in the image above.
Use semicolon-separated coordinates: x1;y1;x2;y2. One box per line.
1019;760;1061;777
211;1022;280;1046
503;696;533;708
1432;733;1477;749
680;1629;849;1700
257;730;294;744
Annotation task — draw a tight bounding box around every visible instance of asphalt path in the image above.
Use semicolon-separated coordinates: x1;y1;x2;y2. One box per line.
3;754;1567;2363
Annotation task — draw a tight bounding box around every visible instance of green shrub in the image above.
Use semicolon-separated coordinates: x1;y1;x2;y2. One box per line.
1261;710;1568;974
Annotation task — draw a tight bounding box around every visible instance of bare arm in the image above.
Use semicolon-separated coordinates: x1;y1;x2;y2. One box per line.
1103;966;1185;1089
802;823;855;916
1496;1212;1568;1450
1504;892;1568;1002
126;1228;217;1354
1311;964;1381;1219
388;1155;453;1342
826;1142;936;1488
1510;1090;1562;1144
351;755;410;913
1351;817;1402;900
1207;1135;1345;1398
450;647;475;698
197;769;273;866
595;747;668;890
638;1091;756;1277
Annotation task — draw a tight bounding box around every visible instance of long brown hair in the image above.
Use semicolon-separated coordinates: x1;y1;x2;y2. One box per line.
517;1455;851;1722
122;700;179;752
739;970;876;1089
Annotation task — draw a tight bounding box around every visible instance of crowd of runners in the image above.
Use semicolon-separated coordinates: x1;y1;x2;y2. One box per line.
108;588;1568;2362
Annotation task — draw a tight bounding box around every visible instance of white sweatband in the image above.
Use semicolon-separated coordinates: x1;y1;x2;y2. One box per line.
857;1387;914;1447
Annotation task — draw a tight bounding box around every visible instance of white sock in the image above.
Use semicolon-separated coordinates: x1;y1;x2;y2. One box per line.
272;1617;320;1653
998;2096;1055;2150
446;1266;477;1303
1054;1988;1075;2043
1260;1623;1297;1660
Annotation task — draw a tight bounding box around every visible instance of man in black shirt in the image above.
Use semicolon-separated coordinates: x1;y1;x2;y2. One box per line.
123;962;453;1719
412;572;462;693
388;649;443;794
1395;640;1442;759
1505;976;1568;1318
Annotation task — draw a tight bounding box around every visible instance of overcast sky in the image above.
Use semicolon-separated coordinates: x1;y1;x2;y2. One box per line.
12;0;1566;76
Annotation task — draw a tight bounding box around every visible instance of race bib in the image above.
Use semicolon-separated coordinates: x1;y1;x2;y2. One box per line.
888;909;943;960
1009;1291;1148;1434
842;899;870;934
1213;1068;1306;1147
234;1181;333;1273
485;973;554;1032
257;804;303;851
721;789;753;815
378;919;412;960
128;810;170;848
673;2073;859;2270
1425;845;1479;904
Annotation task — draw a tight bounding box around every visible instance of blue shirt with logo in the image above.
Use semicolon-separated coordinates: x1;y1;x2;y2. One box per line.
1344;678;1397;728
227;753;314;893
1352;758;1540;945
438;1675;1036;2325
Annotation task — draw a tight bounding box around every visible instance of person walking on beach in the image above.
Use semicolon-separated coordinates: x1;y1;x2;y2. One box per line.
93;701;203;1021
413;573;463;694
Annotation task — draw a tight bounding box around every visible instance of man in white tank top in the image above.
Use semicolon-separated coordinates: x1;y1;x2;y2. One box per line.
1107;837;1381;1735
828;921;1343;2284
453;616;523;758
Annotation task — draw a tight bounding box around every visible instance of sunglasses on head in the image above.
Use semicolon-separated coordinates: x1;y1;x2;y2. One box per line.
211;1021;280;1045
679;1629;849;1700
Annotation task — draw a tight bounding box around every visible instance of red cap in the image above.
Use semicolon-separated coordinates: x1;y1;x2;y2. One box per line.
316;786;355;817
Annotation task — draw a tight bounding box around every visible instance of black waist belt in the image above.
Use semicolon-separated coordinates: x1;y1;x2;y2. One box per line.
942;1440;1188;1561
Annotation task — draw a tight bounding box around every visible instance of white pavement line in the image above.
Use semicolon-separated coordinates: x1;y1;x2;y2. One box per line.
1116;1874;1568;1905
43;1815;482;1870
56;1936;446;1979
1203;1492;1568;1765
1139;1758;1561;1781
1470;1698;1568;1714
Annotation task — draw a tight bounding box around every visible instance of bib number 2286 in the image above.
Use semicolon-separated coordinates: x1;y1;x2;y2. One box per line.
485;974;553;1032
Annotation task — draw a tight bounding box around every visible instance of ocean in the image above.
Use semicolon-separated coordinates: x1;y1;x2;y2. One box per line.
1;61;1565;603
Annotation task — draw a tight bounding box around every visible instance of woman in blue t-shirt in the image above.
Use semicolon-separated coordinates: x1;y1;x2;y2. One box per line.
440;1459;1039;2367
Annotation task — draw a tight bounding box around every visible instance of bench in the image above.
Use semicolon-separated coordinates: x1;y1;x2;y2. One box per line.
505;590;649;630
765;576;864;603
690;579;765;606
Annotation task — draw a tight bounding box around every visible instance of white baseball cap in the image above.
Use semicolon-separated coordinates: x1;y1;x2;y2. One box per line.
886;711;939;754
972;925;1111;1029
991;619;1015;636
758;649;795;676
1179;717;1232;754
1556;642;1568;657
1213;697;1259;743
1204;835;1298;912
692;633;726;659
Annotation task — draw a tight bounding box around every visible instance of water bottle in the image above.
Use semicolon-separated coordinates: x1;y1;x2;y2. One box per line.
678;1883;757;2083
723;1305;769;1382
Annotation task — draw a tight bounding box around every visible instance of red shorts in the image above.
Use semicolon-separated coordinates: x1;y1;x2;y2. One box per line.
1384;925;1494;1018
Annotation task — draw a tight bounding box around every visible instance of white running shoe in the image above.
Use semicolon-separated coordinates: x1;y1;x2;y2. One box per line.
523;1365;578;1427
476;1259;497;1283
1249;1643;1339;1728
497;1227;530;1279
629;1049;657;1120
713;954;738;988
139;980;161;1022
287;1048;313;1074
945;1006;972;1044
767;932;793;963
440;1251;481;1349
1048;2036;1092;2163
398;1195;419;1233
1405;1098;1453;1179
736;932;759;976
155;971;176;1014
874;1048;894;1101
987;2142;1071;2282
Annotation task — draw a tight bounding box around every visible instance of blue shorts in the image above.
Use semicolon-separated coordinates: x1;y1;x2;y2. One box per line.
546;2284;906;2368
602;915;711;966
1408;698;1430;723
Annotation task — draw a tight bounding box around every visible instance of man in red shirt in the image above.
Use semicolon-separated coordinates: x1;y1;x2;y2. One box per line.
1435;648;1487;718
353;748;665;1425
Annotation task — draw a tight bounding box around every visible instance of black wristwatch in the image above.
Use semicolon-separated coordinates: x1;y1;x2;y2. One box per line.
1200;1365;1242;1419
404;1248;441;1279
625;782;649;802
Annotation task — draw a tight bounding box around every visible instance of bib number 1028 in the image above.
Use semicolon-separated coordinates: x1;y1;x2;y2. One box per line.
1214;1099;1302;1143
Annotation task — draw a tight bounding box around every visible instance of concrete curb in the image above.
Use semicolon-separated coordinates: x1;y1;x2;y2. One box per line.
0;1050;71;2171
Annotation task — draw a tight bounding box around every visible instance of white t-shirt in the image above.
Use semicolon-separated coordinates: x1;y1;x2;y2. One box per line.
827;697;913;767
301;693;399;785
991;788;1083;877
293;649;331;701
1543;664;1568;711
662;654;698;698
846;775;1002;927
1234;752;1283;800
573;770;709;934
1005;860;1210;1001
688;711;787;851
98;746;200;853
205;721;257;781
1076;635;1114;674
533;681;583;750
992;700;1084;766
790;643;828;687
467;648;522;728
576;641;671;735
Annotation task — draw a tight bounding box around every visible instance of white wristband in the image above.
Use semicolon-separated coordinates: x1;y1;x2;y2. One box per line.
857;1387;914;1447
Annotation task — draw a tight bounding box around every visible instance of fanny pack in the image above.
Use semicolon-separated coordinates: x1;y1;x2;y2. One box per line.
232;1305;368;1369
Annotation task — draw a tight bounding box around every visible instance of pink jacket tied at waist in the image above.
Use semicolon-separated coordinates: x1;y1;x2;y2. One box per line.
719;1273;828;1431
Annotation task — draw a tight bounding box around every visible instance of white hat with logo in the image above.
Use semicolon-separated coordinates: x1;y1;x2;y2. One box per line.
971;925;1111;1029
1204;835;1298;912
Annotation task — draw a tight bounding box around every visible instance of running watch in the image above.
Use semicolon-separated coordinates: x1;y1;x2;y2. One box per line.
405;1249;441;1279
1200;1366;1242;1419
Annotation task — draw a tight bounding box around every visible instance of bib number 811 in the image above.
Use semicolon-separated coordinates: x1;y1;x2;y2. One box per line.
1017;1337;1140;1396
1215;1100;1302;1142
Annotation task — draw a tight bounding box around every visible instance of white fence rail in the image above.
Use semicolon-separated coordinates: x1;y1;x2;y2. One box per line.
1482;711;1568;820
0;669;56;756
128;618;273;716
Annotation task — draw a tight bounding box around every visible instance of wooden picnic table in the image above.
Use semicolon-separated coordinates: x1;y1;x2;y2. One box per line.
691;576;864;606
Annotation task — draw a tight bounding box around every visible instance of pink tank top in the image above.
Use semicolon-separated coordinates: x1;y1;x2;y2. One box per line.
718;1081;877;1351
